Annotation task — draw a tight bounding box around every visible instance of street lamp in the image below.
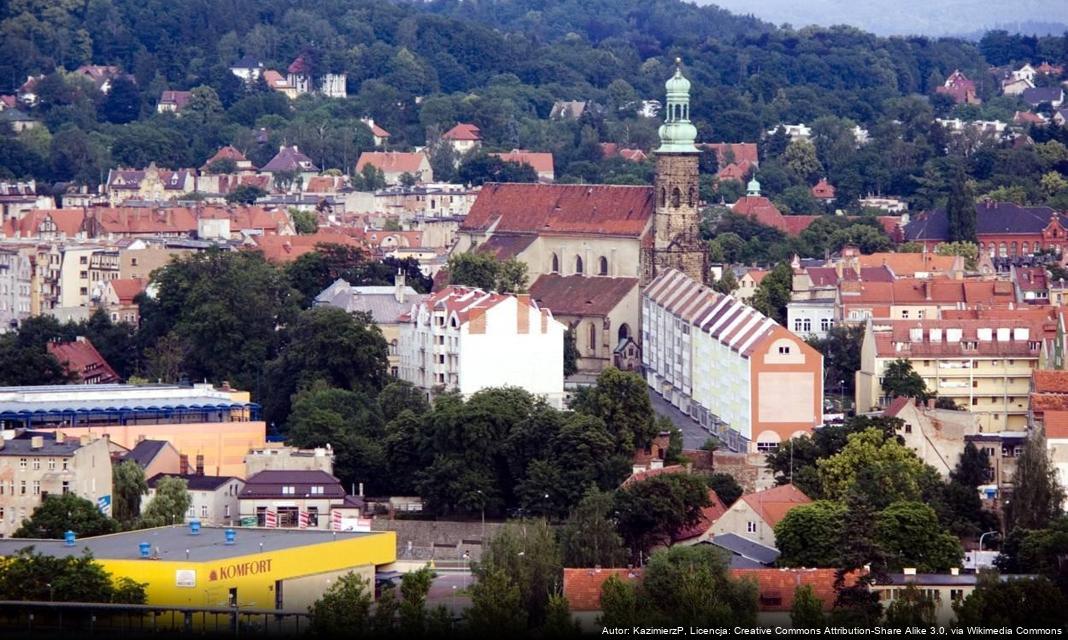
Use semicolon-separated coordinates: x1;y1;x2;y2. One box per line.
979;530;998;552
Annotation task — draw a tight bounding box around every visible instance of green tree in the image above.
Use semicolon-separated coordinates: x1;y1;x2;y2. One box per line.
712;268;738;294
783;140;823;182
560;488;628;568
883;584;936;627
954;572;1067;628
614;473;710;557
140;476;191;526
640;545;759;626
934;241;979;270
541;593;580;637
880;359;930;402
99;75;141;124
309;571;373;637
599;574;644;627
185;85;224;124
946;164;977;243
480;518;561;626
224;184;267;204
876;501;963;572
569;367;657;453
398;566;435;635
806;324;864;401
205;158;237;175
790;584;826;629
14;494;118;539
458;153;538;186
750;262;792;325
563;328;579;377
445;251;528;293
1007;427;1067;531
291;209;319;234
817;428;930;507
942;442;998;538
112;460;148;524
352;164;387;191
775;500;847;567
112;576;148;604
465;567;527;636
706;473;743;507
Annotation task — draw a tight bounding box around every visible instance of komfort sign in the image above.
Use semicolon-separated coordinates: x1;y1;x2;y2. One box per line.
208;558;273;582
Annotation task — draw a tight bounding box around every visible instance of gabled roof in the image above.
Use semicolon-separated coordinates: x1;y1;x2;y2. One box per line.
674;489;728;541
463;183;654;238
562;568;643;611
47;338;120;384
159;91;192;109
739;484;812;528
251;232;361;264
263;70;287;87
203;145;249;168
304;176;348;193
107;278;146;304
406;286;535;326
125;440;170;468
240;470;344;499
732;195;786;231
529;274;638;317
1022;87;1063;105
871;318;1047;358
1033;369;1068;394
856;252;959;276
811;178;836;199
89;207;198;235
442;123;481;141
261;146;318;173
355;151;427;175
287;55;312;75
1;209;84;238
475;234;537;260
699;142;759;167
148;473;239;492
491;150;554;175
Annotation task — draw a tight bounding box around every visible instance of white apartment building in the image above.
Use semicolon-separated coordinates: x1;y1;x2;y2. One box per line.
398;287;566;407
0;248;31;332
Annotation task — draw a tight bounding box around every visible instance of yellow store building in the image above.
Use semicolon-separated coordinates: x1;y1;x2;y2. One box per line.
0;526;396;614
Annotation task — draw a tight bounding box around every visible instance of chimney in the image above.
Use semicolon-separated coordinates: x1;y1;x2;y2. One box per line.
394;269;406;304
30;435;43;450
55;432;65;444
950;567;960;576
903;567;917;576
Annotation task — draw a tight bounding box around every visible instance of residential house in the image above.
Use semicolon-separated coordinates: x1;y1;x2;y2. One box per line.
1036;62;1064;76
1055;108;1068;127
398;286;566;407
733;179;901;239
709;484;813;549
262;70;293;97
936;70;980;104
904;202;1068;256
355;152;433;186
315;274;426;377
1014;110;1048;126
599;143;648;163
121;439;181;478
871;573;1035;625
119;241;193;280
0;180;48;223
811;178;836;203
491;150;554;183
16;75;42;106
1046;410;1068;512
1022;87;1064;109
105;164;196;204
441;123;482;155
244;445;334;478
47;337;120;384
699;142;760;183
83;207;198;239
767;124;811;141
202;145;256;173
229;55;263;83
368;183;478;220
0;109;39;132
858;195;908;213
857;252;964;279
101;277;146;325
249;232;360;264
260;146;319;189
0;248;31;331
146;473;244;526
0;431;112;538
360;118;390;147
285;55;346;98
0;95;16;111
643;269;824;451
704;533;780;568
550;101;586;120
856;317;1050;429
239;470;346;529
157;90;192;114
884;397;980;477
528;274;639;374
74;66;121;93
1002;77;1034;96
735;268;767;303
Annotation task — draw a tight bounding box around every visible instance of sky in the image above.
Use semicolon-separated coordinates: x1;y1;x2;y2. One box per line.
700;0;1068;37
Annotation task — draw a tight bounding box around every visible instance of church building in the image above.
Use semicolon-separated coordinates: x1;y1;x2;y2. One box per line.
454;61;708;374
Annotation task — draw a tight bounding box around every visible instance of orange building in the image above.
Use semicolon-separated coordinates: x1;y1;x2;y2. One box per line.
0;383;266;478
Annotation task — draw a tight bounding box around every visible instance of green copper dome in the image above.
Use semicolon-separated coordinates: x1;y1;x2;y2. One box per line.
657;58;699;154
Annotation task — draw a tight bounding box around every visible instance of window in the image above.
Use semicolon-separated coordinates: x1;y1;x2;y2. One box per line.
48;458;55;471
802;319;811;333
79;256;87;265
311;486;324;495
195;454;204;475
778;346;791;355
904;424;912;434
62;459;68;471
659;187;666;207
187;506;195;517
61;481;70;494
224;505;230;518
18;458;26;470
575;255;584;274
671;188;681;208
746;521;758;533
201;505;208;518
688;186;696;207
950;589;964;602
281;486;295;495
821;318;832;332
19;481;26;495
31;458;39;470
551;253;559;273
901;310;909;319
794;319;803;332
588;323;597;355
32;481;39;495
598;256;608;276
756;442;778;452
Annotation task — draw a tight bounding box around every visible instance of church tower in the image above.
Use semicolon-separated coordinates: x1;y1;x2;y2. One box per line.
642;59;708;285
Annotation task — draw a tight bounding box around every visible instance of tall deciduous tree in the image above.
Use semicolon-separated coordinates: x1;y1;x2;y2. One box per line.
790;585;826;629
465;567;527;636
817;428;930;507
559;489;628;568
14;494;118;539
876;501;963;572
140;476;191;526
112;460;148;524
614;473;710;557
775;500;848;567
750;262;792;325
880;359;930;402
479;518;561;627
1007;428;1066;531
640;545;758;626
946;164;977;243
309;572;373;636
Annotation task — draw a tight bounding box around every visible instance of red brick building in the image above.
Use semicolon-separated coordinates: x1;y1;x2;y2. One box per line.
904;202;1068;257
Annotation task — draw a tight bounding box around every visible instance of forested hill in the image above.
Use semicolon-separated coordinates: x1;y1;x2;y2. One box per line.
1;0;1067;209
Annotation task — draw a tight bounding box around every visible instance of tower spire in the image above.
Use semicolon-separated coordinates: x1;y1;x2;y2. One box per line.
657;60;698;154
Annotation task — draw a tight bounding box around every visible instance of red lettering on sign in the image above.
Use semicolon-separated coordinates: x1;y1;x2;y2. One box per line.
209;559;272;581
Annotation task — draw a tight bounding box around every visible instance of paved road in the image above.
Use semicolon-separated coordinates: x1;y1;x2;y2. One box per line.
427;572;472;618
647;388;710;450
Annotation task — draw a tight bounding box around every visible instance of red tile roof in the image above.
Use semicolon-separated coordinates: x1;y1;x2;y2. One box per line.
740;484;812;528
47;338;120;384
251;232;361;263
529;274;638;317
287;55;311;75
732;568;846;611
491;150;554;176
356;151;427;175
1033;369;1068;394
811;178;836;199
674;489;728;541
89;207;198;235
563;568;643;611
463;183;653;238
872;319;1048;358
600;143;648;162
856;253;959;277
1043;410;1068;439
733;195;787;231
699;142;759;167
159;91;192;109
403;286;544;326
717;161;753;182
304;176;349;193
840;278;1016;307
442;123;481;141
368;122;390;138
108;278;146;305
263;70;286;87
1;209;84;238
203;145;249;168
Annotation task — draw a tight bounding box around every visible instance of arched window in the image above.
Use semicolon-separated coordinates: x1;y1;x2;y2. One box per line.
671;188;681;208
588;322;597;355
618;323;631;342
1022;242;1030;255
1011;241;1018;257
688;186;696;207
659;187;666;207
598;256;608;276
999;242;1008;258
551;253;559;273
575;255;584;275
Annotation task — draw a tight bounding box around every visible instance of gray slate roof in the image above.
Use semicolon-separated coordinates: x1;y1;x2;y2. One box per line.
904;203;1061;241
125;440;168;468
147;473;238;492
0;431;83;457
314;278;424;325
707;532;780;566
